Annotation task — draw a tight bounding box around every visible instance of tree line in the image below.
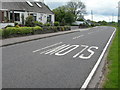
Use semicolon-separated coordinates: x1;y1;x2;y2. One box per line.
52;0;86;25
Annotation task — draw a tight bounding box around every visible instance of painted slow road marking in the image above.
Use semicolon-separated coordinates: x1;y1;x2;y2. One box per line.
33;42;62;53
81;28;116;89
73;35;84;39
33;43;99;59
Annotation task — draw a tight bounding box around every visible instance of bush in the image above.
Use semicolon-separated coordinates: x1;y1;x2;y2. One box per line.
33;26;43;31
34;21;43;27
18;27;33;35
15;25;20;28
44;23;51;26
14;22;18;26
0;29;3;38
54;21;60;26
5;27;19;36
2;26;71;38
25;16;35;27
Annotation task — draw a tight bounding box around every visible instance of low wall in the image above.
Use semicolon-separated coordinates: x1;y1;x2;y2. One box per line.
0;23;14;29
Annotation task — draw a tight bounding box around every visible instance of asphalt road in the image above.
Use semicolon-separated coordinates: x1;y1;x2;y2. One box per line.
2;26;115;88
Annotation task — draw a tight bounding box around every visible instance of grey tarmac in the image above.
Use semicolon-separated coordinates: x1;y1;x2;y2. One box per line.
2;26;116;88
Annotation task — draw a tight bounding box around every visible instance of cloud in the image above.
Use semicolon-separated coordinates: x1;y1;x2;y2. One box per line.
84;14;118;22
84;0;119;16
45;0;119;22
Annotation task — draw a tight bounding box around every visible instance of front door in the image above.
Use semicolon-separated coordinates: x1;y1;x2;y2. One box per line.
2;11;4;22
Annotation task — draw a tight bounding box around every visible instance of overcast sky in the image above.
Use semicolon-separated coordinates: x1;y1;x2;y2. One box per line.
44;0;120;22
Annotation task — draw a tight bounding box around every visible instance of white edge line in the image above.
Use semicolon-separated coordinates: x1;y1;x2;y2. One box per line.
33;42;62;53
80;27;116;89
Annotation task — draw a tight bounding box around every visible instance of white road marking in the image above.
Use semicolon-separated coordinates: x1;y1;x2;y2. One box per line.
55;45;79;56
73;35;84;39
73;45;89;58
73;45;98;59
33;42;62;53
41;44;70;55
88;32;94;34
79;46;98;59
88;30;99;35
80;28;116;89
36;43;98;59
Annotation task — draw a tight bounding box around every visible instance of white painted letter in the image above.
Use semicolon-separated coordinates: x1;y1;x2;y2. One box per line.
55;45;79;56
79;46;98;59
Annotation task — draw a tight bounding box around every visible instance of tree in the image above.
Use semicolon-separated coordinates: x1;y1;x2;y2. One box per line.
53;6;75;25
98;20;108;25
64;12;75;24
53;6;66;24
67;0;86;20
25;15;35;27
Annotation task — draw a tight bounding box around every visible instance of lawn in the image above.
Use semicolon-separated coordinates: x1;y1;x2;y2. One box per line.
103;25;119;88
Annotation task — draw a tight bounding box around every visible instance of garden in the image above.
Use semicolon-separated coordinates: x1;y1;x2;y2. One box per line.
0;16;71;39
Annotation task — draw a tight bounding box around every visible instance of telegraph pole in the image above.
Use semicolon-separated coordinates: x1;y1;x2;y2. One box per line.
112;13;114;22
118;1;120;26
91;10;93;21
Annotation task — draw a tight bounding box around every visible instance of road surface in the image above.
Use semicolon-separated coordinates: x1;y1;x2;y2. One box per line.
2;26;116;88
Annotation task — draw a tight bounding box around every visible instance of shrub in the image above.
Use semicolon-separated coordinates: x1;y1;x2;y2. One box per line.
34;21;43;27
44;23;51;26
15;25;20;28
25;16;35;27
18;27;33;35
2;26;71;38
52;26;58;32
5;27;19;36
61;27;64;31
0;29;3;38
54;21;60;26
33;26;43;31
14;22;18;26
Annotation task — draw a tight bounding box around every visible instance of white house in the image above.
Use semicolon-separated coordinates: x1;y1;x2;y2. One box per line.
0;0;55;28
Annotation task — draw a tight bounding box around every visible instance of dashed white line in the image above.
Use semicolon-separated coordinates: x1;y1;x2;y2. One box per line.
33;42;62;53
73;35;84;39
88;32;94;34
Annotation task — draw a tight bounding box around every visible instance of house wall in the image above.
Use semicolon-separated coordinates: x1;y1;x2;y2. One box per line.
10;11;55;25
0;23;14;29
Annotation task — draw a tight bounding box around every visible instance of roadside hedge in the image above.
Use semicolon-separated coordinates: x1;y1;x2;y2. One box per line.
1;26;71;38
0;29;3;38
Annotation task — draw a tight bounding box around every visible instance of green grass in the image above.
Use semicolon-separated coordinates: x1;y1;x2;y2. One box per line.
103;25;119;88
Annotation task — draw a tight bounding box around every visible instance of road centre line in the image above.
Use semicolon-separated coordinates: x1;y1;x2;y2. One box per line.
88;30;99;34
33;42;62;53
88;32;94;34
81;28;116;89
73;35;84;39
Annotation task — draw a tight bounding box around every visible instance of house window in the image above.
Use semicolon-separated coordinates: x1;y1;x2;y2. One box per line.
10;13;20;21
10;13;13;22
26;1;33;7
36;3;42;8
15;13;20;21
30;14;37;21
47;15;52;22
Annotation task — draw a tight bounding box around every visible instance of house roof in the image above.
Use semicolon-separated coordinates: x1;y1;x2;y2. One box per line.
0;1;53;14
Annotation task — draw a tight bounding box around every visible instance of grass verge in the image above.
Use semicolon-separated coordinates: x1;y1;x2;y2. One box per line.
103;26;118;88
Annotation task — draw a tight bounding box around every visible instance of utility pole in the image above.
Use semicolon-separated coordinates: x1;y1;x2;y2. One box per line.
112;13;114;22
118;1;120;26
91;10;93;21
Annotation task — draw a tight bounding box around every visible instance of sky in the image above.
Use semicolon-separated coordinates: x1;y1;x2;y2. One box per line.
43;0;120;22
